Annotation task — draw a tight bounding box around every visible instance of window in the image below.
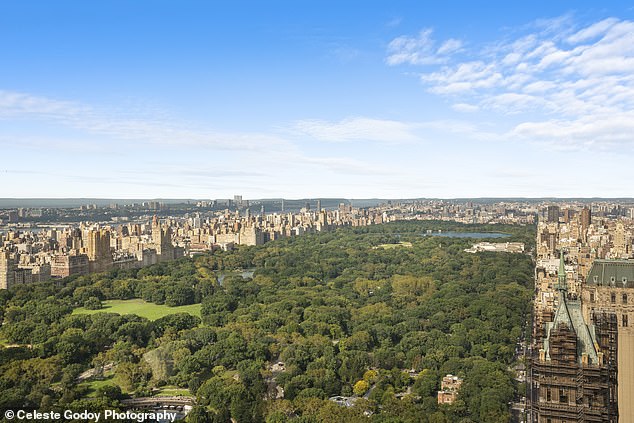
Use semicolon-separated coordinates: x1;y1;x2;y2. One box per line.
593;275;598;283
611;293;616;303
624;293;628;304
624;314;629;328
590;292;595;303
559;387;568;404
546;388;551;402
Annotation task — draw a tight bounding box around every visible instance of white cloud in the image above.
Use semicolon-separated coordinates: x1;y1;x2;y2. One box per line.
452;103;479;113
0;91;91;124
0;90;290;152
483;93;549;114
422;61;503;94
511;112;634;150
386;16;634;151
437;38;463;55
566;17;619;43
386;29;462;66
295;156;392;176
291;117;421;143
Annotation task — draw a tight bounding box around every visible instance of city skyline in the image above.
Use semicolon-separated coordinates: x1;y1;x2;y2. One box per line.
2;1;634;199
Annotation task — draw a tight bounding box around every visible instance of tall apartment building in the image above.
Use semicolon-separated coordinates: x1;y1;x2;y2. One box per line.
529;252;618;423
51;254;89;278
152;215;177;261
0;251;16;289
547;205;561;223
582;260;634;423
581;207;592;232
85;228;113;273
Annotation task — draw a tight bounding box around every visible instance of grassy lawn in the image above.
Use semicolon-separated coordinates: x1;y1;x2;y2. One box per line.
81;374;122;398
155;386;191;397
375;241;413;249
73;299;202;321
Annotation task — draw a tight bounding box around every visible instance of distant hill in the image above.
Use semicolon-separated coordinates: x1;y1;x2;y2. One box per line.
0;198;197;208
1;197;633;209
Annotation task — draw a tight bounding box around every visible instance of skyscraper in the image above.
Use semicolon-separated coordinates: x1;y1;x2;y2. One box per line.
0;251;16;290
581;207;592;232
547;205;560;223
152;215;175;261
85;228;113;273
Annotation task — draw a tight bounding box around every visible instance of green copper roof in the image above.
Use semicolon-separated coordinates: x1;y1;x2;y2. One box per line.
544;297;599;365
586;259;634;288
545;253;600;365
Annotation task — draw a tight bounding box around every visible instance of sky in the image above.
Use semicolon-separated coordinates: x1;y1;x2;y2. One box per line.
2;0;634;199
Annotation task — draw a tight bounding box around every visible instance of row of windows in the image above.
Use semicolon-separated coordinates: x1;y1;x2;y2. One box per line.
589;292;628;304
593;275;630;284
545;387;569;403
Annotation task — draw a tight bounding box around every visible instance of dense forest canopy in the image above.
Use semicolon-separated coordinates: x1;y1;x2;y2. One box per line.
0;221;535;422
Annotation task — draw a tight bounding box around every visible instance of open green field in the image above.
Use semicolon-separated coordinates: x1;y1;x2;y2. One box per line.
155;386;191;396
81;374;121;397
375;241;413;249
73;299;201;321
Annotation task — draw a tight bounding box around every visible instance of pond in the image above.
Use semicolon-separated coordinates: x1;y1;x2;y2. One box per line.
216;268;255;285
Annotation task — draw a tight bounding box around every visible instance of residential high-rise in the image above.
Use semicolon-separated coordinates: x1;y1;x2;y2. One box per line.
51;254;89;278
85;228;113;273
0;251;16;289
528;252;618;423
152;215;175;261
581;207;592;231
582;260;634;423
547;205;560;223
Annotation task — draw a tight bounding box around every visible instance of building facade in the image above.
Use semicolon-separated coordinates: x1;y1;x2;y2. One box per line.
582;260;634;423
437;374;463;405
0;251;16;289
529;253;618;423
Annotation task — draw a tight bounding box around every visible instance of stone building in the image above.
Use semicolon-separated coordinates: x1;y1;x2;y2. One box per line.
51;254;89;278
0;251;16;289
437;374;463;405
529;252;618;422
582;259;634;423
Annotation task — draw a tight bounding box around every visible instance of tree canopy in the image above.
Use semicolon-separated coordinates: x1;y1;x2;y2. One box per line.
0;220;534;422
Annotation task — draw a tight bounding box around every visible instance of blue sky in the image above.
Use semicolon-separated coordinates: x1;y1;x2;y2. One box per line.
2;1;634;199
